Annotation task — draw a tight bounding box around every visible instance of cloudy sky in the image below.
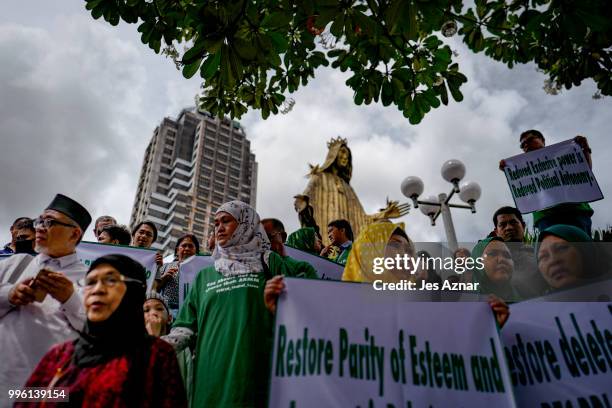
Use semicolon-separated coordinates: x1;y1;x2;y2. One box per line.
1;1;610;245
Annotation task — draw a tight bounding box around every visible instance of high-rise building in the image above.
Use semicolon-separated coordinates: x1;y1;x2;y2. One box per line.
130;107;258;254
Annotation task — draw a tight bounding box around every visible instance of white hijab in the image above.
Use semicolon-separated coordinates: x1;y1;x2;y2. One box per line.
212;201;272;276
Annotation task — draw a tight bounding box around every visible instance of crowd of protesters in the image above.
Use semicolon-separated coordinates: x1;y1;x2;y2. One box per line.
0;129;609;407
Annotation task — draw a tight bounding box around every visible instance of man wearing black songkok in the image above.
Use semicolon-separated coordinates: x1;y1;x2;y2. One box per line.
0;193;92;404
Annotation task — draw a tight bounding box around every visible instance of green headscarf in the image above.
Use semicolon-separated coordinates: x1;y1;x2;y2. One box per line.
535;224;602;282
535;224;593;257
471;237;520;301
286;227;318;254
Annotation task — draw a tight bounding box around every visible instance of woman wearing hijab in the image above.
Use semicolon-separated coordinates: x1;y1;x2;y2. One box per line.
17;254;187;408
154;233;200;316
341;221;415;283
536;224;609;291
285;226;323;255
471;237;521;302
163;201;317;407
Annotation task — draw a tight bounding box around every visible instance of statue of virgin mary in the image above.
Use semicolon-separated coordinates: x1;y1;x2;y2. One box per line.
301;137;409;242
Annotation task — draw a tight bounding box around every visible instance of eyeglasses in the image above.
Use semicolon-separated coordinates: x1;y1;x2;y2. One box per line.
484;250;513;260
78;274;144;290
34;217;78;230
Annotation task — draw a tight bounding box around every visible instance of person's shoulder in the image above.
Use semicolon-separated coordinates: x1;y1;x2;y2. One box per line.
268;251;284;265
150;337;175;353
279;255;318;279
45;340;75;358
193;264;219;282
0;253;35;272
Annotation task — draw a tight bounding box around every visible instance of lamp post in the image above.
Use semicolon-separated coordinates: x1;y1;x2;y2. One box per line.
400;159;481;251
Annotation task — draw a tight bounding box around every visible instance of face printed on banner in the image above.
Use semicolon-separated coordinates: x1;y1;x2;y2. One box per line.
215;212;239;247
537;235;584;289
83;264;128;322
482;240;514;283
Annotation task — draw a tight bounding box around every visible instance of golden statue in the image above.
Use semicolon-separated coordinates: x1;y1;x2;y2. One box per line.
300;137;410;243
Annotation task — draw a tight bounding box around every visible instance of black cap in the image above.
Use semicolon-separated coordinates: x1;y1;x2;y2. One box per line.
46;194;92;232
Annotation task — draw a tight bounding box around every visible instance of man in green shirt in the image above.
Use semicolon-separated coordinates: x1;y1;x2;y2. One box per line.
320;219;353;265
262;218;318;277
500;129;594;235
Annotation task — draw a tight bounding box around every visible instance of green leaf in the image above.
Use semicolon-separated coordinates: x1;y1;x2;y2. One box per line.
220;47;236;86
575;8;611;32
268;32;289;53
262;12;291;29
330;14;345;38
234;37;257;60
407;94;423;124
381;80;393;106
435;82;449;105
200;52;221;79
423;90;440;108
204;38;223;54
182;58;202;79
354;89;364;105
86;0;105;10
447;78;464;102
182;39;206;65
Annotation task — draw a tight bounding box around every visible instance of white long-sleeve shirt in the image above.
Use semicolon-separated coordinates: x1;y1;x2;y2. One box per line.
0;253;87;407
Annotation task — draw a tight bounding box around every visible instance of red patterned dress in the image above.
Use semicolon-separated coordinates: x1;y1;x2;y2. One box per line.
15;338;187;408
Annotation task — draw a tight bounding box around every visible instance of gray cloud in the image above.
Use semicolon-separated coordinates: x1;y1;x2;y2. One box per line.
0;2;610;247
0;17;151;240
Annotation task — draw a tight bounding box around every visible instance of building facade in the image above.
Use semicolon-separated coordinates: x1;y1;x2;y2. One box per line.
130;107;258;254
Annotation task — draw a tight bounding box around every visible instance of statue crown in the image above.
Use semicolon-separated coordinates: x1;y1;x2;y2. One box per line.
327;136;348;148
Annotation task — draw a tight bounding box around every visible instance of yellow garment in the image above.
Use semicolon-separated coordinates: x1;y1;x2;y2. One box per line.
342;221;412;283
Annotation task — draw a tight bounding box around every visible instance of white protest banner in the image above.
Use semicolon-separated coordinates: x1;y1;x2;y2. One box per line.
178;255;214;305
285;246;344;280
270;278;516;408
76;241;158;289
502;300;612;408
525;279;612;302
503;139;603;213
176;250;341;307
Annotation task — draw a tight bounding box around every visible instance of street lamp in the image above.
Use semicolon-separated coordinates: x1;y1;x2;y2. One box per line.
401;160;481;251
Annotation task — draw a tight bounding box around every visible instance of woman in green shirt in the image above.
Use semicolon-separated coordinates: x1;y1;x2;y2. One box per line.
163;201;317;407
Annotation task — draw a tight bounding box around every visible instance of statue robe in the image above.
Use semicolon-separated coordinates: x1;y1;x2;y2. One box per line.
303;171;369;243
